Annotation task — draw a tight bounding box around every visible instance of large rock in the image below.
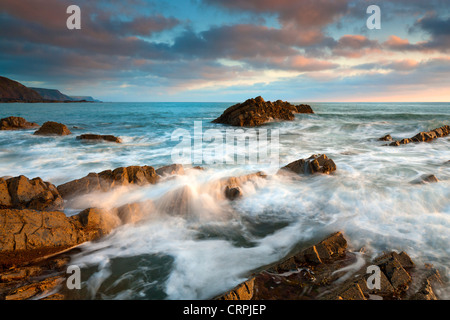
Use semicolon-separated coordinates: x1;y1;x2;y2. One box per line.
212;96;313;127
0;176;63;211
218;172;267;200
33;121;72;136
57;165;159;199
278;154;337;175
156;164;185;176
76;134;122;143
0;207;120;269
0;116;39;130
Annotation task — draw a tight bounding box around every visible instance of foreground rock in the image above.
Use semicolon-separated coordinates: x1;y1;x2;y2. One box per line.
215;232;445;300
57;165;160;199
388;125;450;146
76;134;122;143
0;116;39;130
212;96;313;127
0;207;118;269
0;175;63;211
278;154;337;175
218;172;267;201
33;121;72;136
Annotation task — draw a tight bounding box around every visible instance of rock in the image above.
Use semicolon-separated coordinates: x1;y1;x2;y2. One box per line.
0;116;39;130
33;121;72;136
57;165;159;199
73;208;121;239
374;252;413;292
389;125;450;146
156;164;185;176
224;186;242;201
4;276;63;300
219;172;267;200
216;278;255;300
212;96;313;127
421;174;439;183
1;175;63;211
411;174;439;185
0;207;121;268
295;104;314;114
116;200;154;224
76;134;122;143
278;154;337;175
379;134;393;141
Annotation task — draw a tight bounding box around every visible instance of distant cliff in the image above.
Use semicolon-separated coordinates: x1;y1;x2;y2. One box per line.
0;76;43;102
0;76;101;103
29;87;76;102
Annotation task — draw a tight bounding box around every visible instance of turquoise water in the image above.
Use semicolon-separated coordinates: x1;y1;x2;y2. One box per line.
0;102;449;299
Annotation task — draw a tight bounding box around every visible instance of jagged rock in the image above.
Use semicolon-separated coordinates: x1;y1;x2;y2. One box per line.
33;121;72;136
0;207;120;268
379;134;393;141
57;165;159;199
4;276;63;300
0;176;63;211
0;116;39;130
212;96;313;127
389;125;450;146
76;134;122;143
278;154;337;175
216;278;255;300
156;164;185;176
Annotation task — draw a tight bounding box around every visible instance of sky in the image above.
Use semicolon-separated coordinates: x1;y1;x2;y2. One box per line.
0;0;449;102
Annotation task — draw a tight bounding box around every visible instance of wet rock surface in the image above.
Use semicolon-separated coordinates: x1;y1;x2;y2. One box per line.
0;175;63;211
57;165;159;199
212;96;313;127
278;154;337;175
33;121;72;136
0;116;39;130
215;232;445;300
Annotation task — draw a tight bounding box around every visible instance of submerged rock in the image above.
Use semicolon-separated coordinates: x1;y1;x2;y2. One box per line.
212;96;313;127
33;121;72;136
76;134;122;143
57;165;159;199
0;116;39;130
156;164;185;176
278;154;337;175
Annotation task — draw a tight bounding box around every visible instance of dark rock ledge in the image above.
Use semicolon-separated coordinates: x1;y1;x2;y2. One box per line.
215;232;445;300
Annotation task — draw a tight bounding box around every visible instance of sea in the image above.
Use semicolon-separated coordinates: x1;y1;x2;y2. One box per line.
0;102;449;299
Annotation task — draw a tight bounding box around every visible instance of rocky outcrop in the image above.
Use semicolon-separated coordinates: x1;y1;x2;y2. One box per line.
0;116;39;130
0;176;63;211
215;232;445;300
57;166;159;199
388;125;450;146
212;96;313;127
378;134;393;141
76;134;122;143
278;154;337;175
33;121;72;136
0;207;120;269
29;88;75;102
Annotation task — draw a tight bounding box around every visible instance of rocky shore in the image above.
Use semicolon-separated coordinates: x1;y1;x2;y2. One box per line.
215;232;444;300
0;99;448;300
